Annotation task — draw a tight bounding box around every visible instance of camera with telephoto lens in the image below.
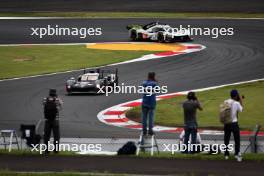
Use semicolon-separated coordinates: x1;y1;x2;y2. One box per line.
187;92;197;101
236;92;245;101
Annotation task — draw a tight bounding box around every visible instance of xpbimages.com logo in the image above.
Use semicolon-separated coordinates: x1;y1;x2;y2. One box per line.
31;141;102;154
163;142;234;154
165;25;234;39
30;24;102;39
97;83;168;96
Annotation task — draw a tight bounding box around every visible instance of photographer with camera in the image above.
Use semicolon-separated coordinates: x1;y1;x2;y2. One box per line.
223;89;243;162
43;89;63;154
141;72;158;136
182;92;203;153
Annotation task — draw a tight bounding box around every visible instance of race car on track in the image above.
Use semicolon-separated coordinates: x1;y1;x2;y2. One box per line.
66;68;118;95
127;22;192;42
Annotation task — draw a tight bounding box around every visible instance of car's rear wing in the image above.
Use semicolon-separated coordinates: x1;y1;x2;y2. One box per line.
126;22;168;30
126;24;143;30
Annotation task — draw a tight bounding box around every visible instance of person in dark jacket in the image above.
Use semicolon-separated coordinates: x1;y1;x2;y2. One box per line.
43;89;63;154
182;91;203;153
141;72;158;136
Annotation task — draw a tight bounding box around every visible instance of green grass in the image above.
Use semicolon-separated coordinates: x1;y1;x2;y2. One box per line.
0;171;124;176
1;148;264;162
0;12;264;18
0;45;153;79
127;81;264;130
139;152;264;161
0;149;76;156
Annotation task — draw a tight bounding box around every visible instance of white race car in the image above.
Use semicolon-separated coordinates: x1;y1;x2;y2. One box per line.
127;22;192;42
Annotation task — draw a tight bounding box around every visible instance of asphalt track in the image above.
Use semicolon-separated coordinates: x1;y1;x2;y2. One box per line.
0;19;264;139
0;0;263;13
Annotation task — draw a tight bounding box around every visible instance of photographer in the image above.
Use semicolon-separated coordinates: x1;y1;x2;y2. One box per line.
182;92;203;153
43;89;63;154
141;72;158;136
224;89;243;162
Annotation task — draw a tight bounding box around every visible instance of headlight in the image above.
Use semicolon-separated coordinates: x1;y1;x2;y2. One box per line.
96;84;100;88
67;85;71;89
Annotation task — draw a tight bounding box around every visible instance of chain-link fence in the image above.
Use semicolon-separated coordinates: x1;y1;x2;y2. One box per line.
1;118;263;155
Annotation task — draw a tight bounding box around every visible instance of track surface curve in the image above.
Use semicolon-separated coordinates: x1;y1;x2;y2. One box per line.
0;19;264;138
0;0;263;13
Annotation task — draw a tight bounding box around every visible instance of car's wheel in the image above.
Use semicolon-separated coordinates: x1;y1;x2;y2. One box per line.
180;35;191;42
157;32;165;43
130;30;137;41
184;36;192;42
137;33;143;41
165;35;173;43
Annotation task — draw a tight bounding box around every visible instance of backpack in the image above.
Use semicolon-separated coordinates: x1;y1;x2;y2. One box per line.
20;124;41;147
117;141;137;155
219;101;233;124
44;97;58;120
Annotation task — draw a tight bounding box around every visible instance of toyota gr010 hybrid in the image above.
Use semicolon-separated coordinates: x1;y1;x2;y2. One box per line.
127;22;192;42
66;68;118;95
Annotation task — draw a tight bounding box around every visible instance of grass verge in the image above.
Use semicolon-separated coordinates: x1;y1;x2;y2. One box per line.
1;149;264;161
0;149;263;176
0;45;153;79
139;152;264;161
0;12;264;18
0;171;123;176
126;81;264;130
0;149;76;156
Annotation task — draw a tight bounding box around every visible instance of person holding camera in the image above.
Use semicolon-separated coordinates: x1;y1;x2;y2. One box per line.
224;89;243;162
43;89;63;154
141;72;158;136
182;92;203;153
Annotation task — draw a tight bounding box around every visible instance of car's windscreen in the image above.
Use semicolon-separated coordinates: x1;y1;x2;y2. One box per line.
143;22;156;30
152;27;165;32
81;75;99;81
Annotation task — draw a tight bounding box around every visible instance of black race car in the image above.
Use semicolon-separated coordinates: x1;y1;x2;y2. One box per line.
66;68;118;95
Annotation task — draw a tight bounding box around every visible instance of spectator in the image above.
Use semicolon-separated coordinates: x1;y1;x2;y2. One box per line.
43;89;63;154
224;89;243;162
141;72;158;136
182;92;203;153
